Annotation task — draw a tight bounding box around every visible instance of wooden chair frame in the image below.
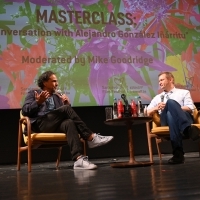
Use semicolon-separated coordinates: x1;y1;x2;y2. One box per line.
146;108;200;163
17;113;86;172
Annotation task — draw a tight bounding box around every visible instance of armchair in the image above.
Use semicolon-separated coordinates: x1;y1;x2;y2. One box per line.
17;111;86;172
146;108;200;163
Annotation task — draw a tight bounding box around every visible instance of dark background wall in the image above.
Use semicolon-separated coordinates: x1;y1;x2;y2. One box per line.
0;105;200;165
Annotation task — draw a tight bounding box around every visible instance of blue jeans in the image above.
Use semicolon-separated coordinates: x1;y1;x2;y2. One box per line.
160;99;194;154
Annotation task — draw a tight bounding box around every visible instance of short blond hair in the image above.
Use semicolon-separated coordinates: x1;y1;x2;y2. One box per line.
158;72;175;84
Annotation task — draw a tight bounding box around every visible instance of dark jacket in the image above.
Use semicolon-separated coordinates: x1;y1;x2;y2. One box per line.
22;89;64;123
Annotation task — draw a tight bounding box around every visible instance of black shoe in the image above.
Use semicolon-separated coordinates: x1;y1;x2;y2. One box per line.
168;151;185;164
187;125;200;141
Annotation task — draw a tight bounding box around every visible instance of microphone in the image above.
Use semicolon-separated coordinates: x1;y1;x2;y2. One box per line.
121;94;131;117
160;95;164;102
56;89;63;96
159;94;164;114
56;89;70;105
121;94;128;105
121;94;125;99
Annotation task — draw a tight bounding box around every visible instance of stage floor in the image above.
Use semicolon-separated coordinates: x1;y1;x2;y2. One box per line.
1;152;200;200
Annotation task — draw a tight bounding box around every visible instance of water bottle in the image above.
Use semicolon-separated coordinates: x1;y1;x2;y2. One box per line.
117;99;124;118
144;105;147;116
130;99;137;117
113;98;118;119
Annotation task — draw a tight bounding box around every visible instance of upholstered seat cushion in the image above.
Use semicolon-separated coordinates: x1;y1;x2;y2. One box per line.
151;126;169;134
23;133;67;145
151;124;200;135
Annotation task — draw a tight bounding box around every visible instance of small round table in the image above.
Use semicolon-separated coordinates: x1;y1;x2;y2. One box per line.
104;116;153;168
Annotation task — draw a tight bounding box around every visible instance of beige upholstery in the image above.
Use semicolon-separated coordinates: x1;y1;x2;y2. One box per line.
23;133;68;144
146;108;200;162
17;111;86;172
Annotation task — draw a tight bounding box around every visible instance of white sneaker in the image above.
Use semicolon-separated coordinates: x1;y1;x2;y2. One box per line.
87;133;113;148
74;156;97;170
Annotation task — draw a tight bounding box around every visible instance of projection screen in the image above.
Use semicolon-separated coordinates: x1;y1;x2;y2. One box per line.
0;0;200;108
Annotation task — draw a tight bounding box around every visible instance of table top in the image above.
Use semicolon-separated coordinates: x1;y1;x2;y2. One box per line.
104;116;152;126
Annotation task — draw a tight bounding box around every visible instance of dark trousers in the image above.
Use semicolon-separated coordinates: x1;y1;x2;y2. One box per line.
160;99;194;154
32;105;93;160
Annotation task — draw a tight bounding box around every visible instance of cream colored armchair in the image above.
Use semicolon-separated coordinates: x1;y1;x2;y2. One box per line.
17;111;86;172
146;108;200;163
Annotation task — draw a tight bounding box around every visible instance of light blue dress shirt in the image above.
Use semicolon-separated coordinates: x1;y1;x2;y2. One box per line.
147;87;195;112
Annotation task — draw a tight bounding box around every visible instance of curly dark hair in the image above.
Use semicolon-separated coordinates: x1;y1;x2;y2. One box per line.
37;71;56;89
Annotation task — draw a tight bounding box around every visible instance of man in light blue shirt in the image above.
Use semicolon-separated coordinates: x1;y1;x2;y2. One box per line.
147;72;200;164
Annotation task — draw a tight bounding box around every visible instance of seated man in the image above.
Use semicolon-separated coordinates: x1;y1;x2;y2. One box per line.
147;71;200;164
22;70;113;170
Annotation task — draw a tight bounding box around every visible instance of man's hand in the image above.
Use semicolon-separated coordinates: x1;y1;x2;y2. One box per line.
35;91;50;105
147;102;166;116
57;93;70;105
158;102;166;111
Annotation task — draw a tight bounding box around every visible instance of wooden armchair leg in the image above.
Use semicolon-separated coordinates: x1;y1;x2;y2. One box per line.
28;144;32;173
155;138;162;160
147;135;154;163
17;150;21;171
146;123;154;163
56;147;62;168
17;121;23;171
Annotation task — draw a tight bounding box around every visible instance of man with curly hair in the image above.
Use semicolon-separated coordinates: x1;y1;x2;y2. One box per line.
22;70;113;170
